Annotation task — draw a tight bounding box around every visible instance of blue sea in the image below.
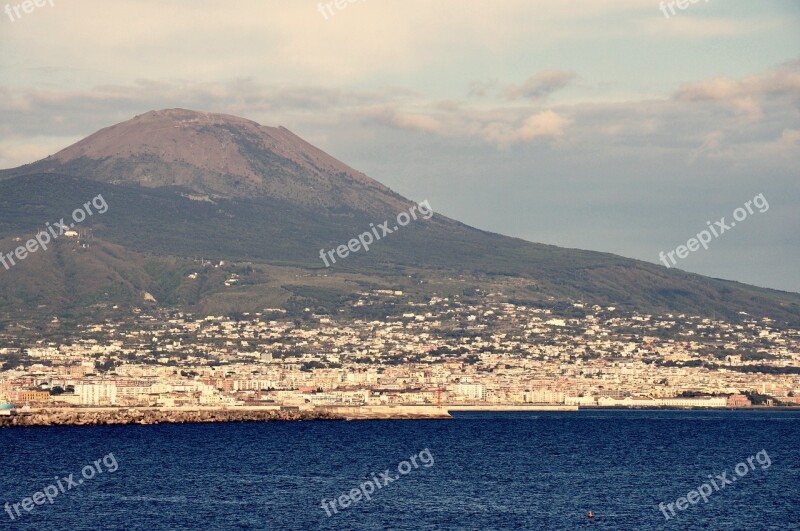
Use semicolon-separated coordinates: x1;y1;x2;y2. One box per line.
1;410;798;530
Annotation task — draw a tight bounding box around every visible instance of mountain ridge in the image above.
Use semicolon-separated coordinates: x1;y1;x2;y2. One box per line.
1;109;798;326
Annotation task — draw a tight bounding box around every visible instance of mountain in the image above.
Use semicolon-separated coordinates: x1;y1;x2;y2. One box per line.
1;109;798;325
4;109;406;214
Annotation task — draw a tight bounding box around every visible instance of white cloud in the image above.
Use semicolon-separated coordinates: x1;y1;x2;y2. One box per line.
480;111;570;149
3;58;800;164
364;106;444;133
675;63;800;120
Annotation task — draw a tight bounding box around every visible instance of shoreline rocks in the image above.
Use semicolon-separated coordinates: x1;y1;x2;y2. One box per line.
0;406;451;428
0;408;343;428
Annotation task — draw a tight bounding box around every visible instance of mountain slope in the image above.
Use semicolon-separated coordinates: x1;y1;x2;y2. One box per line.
1;110;798;325
4;109;407;214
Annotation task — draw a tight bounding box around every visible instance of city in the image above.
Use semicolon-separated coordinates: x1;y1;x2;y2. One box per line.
3;288;798;413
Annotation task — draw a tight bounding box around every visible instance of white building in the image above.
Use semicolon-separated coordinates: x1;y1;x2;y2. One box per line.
565;395;597;406
525;389;565;404
75;381;118;406
452;383;486;401
659;396;727;408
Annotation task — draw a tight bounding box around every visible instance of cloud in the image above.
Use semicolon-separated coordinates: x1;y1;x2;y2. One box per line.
676;77;739;101
519;111;570;138
480;111;570;149
703;128;800;163
362;102;572;149
674;62;800;120
675;77;764;119
506;71;577;100
2;59;799;166
364;106;444;133
468;79;499;98
688;131;725;164
0;136;74;169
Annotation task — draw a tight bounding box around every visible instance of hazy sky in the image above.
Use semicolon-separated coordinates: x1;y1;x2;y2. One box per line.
1;0;798;292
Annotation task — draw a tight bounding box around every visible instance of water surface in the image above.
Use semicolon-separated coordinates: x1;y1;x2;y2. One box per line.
1;410;798;530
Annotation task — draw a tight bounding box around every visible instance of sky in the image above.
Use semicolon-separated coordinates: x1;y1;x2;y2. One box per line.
1;0;798;292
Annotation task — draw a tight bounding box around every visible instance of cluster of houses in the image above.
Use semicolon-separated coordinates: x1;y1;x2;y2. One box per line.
1;289;798;409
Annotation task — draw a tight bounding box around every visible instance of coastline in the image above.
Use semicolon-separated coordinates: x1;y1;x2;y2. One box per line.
3;404;797;428
0;405;452;428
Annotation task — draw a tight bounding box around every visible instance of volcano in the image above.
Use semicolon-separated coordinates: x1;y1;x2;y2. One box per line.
1;109;798;325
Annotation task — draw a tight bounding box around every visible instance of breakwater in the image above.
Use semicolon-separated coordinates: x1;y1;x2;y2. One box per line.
0;407;342;427
0;405;451;428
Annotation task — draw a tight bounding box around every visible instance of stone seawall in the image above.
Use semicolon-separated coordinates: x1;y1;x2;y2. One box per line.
318;405;452;420
0;408;343;428
0;406;451;428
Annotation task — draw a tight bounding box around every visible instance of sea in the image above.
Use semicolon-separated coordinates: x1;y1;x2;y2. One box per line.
1;410;798;530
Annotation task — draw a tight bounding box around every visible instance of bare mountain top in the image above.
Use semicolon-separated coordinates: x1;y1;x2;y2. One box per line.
9;109;405;212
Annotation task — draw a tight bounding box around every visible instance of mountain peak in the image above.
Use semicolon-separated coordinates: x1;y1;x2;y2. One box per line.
9;109;401;211
138;108;261;125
